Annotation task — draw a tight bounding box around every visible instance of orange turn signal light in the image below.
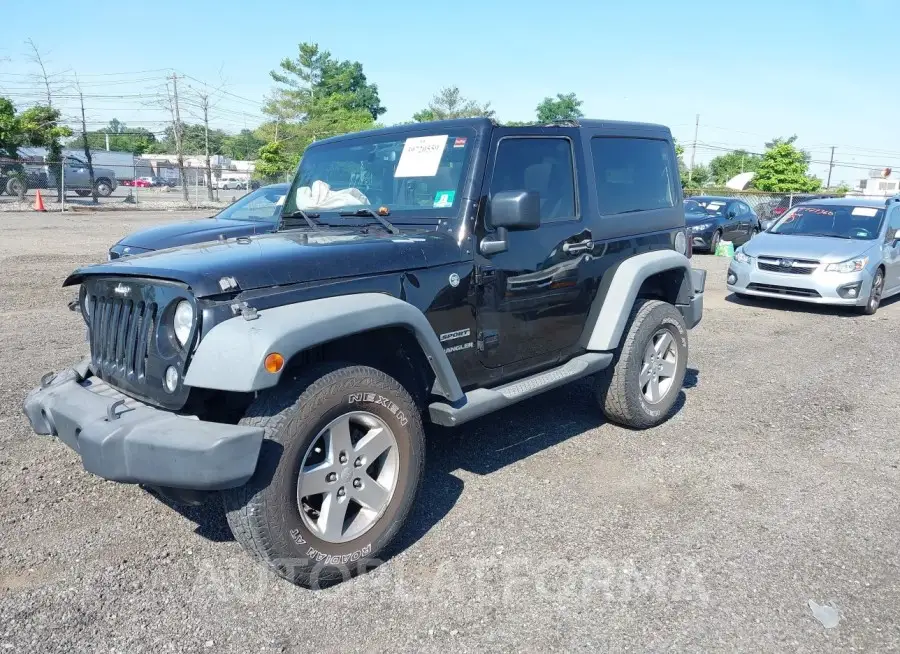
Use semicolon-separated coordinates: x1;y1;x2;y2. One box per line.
264;353;285;373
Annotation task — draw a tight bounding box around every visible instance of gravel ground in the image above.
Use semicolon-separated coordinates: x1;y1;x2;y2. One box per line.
1;210;899;653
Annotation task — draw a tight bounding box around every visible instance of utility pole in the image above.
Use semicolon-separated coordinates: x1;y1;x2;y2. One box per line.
76;75;98;204
168;73;189;202
688;113;699;186
197;91;215;201
105;133;110;151
826;146;835;189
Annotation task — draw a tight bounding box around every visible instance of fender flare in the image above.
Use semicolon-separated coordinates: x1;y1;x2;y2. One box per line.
183;293;464;402
581;250;693;352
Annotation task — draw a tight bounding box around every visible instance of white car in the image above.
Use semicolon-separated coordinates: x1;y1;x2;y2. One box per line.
216;176;248;190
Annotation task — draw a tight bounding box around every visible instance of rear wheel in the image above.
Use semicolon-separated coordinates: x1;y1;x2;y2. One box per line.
6;177;25;197
94;179;113;197
595;299;688;429
222;363;424;588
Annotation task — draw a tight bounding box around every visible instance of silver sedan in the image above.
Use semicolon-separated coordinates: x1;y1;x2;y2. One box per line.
726;197;900;314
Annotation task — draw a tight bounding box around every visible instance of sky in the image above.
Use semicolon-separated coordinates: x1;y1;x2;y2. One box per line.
2;0;897;185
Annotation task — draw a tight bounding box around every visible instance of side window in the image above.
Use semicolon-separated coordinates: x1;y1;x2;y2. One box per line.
591;137;675;215
740;202;752;215
489;137;576;223
888;205;900;238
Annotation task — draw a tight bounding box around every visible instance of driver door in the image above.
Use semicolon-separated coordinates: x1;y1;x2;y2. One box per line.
474;128;594;370
884;205;900;292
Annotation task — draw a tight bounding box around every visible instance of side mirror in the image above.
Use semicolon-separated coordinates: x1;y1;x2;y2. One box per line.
481;190;541;256
893;228;900;241
489;190;541;230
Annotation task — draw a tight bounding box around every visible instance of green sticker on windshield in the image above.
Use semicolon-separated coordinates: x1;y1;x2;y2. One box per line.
433;190;455;208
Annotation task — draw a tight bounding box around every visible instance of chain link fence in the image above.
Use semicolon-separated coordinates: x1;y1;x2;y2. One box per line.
683;188;845;225
0;150;279;211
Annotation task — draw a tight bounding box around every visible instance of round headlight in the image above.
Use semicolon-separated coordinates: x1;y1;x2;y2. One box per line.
173;300;194;346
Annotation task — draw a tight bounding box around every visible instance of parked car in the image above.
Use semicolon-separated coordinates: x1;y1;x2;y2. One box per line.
107;183;290;259
25;118;705;588
216;175;247;190
727;197;900;314
686;195;760;252
51;156;118;197
132;178;153;188
760;194;834;231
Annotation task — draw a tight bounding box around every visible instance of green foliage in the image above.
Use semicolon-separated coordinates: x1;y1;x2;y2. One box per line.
221;130;265;160
18;105;71;151
0;97;20;159
535;92;583;123
268;42;385;122
753;142;821;192
831;183;850;195
75;119;157;155
254;140;293;180
708;149;762;185
685;163;712;188
413;86;494;122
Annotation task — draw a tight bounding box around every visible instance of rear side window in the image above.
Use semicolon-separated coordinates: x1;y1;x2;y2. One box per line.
490;137;577;223
591;137;676;215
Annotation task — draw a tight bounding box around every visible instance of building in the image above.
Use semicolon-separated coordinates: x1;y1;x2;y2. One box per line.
857;169;898;197
139;154;255;186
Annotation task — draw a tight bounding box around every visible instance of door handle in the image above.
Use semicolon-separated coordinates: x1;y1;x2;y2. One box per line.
563;238;594;255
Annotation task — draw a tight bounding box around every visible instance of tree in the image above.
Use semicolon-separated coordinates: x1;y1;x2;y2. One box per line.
753;142;821;192
708;150;762;186
684;163;712;189
535;92;583;123
766;135;811;165
413;86;494;122
0;97;21;159
268;43;385;122
222;130;265;160
254;140;292;180
79;120;157;155
19;105;71;199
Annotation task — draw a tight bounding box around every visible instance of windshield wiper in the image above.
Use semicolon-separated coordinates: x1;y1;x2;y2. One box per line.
280;209;320;230
339;208;399;235
803;232;853;239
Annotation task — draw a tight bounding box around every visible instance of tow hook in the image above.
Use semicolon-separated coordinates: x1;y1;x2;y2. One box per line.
106;399;126;422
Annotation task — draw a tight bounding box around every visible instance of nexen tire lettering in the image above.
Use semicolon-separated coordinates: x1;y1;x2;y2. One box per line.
347;393;409;426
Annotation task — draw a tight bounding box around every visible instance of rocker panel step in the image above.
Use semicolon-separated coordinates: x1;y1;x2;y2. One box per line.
428;352;613;427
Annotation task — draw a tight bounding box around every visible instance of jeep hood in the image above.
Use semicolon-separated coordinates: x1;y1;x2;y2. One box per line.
116;217;274;250
742;233;875;263
65;227;460;296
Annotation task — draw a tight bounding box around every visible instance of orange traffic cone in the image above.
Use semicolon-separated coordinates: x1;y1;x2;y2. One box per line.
33;190;46;212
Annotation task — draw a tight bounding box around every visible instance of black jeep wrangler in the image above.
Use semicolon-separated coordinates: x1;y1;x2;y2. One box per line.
24;118;705;587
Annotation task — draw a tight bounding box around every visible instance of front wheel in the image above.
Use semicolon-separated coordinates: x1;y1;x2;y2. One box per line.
859;269;884;315
595;299;688;429
6;177;26;197
709;230;722;254
222;363;424;587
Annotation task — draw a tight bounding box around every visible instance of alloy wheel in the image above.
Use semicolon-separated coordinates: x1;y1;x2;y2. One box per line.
639;328;679;404
297;411;400;544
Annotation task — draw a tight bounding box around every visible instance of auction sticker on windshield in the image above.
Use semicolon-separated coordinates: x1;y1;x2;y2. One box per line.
433;190;455;208
394;135;448;178
852;207;879;217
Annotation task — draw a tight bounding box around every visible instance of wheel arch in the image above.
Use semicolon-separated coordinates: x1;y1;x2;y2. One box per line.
183;293;464;403
579;250;694;352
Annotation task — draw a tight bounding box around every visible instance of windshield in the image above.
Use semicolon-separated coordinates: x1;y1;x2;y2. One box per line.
769;204;884;239
690;199;730;216
283;130;473;220
216;185;287;223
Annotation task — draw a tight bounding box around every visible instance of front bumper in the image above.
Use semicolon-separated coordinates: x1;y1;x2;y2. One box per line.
689;228;716;251
726;258;873;306
678;268;705;329
23;360;263;490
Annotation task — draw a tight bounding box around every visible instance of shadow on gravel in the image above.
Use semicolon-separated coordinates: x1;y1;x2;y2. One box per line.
725;291;900;315
146;375;693;576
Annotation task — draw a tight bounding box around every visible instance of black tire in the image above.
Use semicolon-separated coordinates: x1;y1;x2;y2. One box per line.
6;177;25;197
95;178;113;197
709;229;722;254
595;299;688;429
859;269;884;315
222;363;425;588
74;190;90;197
